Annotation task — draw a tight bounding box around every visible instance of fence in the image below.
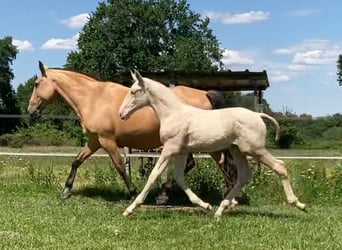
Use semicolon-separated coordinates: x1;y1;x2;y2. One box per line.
1;151;342;160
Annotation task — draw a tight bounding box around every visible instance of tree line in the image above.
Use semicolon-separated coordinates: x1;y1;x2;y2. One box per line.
1;0;342;149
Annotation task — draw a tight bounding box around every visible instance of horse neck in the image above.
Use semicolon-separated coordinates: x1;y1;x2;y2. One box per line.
146;80;185;121
51;71;96;117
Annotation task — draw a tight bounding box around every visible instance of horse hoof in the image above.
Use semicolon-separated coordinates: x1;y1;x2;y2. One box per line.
231;198;238;207
60;191;71;200
155;194;169;205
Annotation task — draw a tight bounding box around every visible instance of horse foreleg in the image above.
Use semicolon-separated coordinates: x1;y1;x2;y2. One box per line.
124;150;172;216
100;138;138;200
61;139;100;200
174;154;212;210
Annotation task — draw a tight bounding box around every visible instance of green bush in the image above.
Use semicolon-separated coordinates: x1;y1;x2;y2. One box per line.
0;123;79;147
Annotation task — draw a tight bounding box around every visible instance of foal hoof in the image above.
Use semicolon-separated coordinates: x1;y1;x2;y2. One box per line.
205;203;213;211
297;202;307;213
291;200;307;212
123;209;133;217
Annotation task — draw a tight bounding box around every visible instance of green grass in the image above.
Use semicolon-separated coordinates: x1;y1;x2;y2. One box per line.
0;149;342;249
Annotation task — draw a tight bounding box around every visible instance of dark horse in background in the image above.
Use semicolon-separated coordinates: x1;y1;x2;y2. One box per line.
27;61;236;203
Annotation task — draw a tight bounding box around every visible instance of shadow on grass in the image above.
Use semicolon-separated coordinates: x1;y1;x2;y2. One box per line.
73;186;131;203
226;207;302;220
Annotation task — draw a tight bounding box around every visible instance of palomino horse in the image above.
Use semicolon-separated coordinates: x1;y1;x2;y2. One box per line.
27;61;232;201
118;70;306;217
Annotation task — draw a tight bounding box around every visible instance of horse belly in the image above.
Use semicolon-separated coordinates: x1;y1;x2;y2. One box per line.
116;132;162;150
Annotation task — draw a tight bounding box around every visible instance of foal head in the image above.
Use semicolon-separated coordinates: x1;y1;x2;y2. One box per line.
27;61;59;117
119;70;150;120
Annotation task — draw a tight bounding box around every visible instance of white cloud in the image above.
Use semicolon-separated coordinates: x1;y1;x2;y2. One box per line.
261;64;292;83
270;74;290;82
293;50;337;65
272;48;293;55
60;13;89;28
290;8;318;17
41;34;79;50
205;11;270;24
287;64;307;71
12;39;34;51
327;72;336;77
274;39;342;66
221;49;255;68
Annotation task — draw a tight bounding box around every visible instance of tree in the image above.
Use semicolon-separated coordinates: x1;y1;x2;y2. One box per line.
338;54;342;86
0;36;20;134
16;76;36;114
65;0;222;81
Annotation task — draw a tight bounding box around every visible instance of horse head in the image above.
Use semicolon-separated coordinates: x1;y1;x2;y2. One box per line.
27;61;59;118
119;70;149;120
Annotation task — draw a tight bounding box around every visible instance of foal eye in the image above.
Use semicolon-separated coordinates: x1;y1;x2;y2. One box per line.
131;89;139;95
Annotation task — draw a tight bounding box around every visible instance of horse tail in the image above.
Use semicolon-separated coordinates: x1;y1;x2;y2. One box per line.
206;90;226;109
260;113;280;141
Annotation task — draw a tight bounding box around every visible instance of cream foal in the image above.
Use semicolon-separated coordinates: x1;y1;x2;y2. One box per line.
119;70;306;217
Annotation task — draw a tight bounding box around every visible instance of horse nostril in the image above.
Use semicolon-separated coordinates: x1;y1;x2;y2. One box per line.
29;110;41;120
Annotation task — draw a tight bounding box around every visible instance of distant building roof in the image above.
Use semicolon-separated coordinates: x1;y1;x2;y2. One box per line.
139;70;269;91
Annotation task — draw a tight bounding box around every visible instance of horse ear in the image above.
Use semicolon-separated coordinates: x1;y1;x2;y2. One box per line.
38;61;48;77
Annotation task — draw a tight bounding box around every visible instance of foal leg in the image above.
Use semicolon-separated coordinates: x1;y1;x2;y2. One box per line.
254;149;306;210
215;146;252;216
210;151;238;206
156;153;196;205
123;150;173;216
100;137;137;199
174;154;212;210
61;138;100;200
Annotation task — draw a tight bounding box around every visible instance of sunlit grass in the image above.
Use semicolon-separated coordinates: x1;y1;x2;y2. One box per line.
0;149;342;249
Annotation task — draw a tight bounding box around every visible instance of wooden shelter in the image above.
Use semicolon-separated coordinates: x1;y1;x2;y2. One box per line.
136;70;270;112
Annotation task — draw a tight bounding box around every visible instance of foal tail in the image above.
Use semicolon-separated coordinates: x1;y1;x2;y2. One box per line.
260;113;280;141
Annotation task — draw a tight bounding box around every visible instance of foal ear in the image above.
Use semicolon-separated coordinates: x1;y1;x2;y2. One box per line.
133;70;145;88
38;61;48;78
130;70;137;82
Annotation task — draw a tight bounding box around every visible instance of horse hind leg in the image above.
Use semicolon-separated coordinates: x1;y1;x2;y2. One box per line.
61;139;100;200
215;146;252;216
173;154;212;210
254;149;306;211
100;137;137;200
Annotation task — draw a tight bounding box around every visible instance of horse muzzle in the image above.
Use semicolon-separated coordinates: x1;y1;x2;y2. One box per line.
27;105;41;119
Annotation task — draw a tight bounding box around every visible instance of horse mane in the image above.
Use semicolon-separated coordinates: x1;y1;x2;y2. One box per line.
48;68;103;82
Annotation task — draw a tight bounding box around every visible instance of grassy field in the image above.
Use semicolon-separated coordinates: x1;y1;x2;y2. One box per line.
0;148;342;249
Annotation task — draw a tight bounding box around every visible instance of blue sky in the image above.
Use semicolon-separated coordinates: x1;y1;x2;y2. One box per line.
1;0;342;117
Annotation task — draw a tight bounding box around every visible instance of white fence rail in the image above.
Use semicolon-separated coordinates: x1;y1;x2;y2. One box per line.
1;151;342;160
